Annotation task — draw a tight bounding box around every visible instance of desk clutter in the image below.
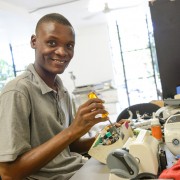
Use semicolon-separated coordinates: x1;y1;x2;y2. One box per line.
88;98;180;180
88;121;133;164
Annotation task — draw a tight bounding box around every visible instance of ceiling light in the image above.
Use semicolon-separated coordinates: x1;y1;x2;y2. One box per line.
88;0;147;13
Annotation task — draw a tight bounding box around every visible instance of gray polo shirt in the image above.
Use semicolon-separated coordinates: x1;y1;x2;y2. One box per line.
0;64;83;179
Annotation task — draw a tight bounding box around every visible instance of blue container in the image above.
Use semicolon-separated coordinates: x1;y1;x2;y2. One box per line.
176;86;180;94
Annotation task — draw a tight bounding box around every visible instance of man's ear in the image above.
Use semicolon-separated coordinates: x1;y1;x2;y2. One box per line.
30;34;37;49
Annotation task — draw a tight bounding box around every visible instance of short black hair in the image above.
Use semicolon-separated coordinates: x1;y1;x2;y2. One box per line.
35;13;73;33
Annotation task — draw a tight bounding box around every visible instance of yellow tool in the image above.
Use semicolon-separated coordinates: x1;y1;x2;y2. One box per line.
88;91;109;118
88;91;120;136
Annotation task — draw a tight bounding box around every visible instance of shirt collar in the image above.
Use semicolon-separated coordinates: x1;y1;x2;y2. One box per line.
26;64;66;95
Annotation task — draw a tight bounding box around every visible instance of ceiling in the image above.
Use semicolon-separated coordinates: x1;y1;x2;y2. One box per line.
0;0;149;43
0;0;108;43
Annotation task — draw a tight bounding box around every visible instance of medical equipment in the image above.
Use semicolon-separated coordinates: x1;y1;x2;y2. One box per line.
164;113;180;156
107;129;159;180
155;99;180;120
88;122;133;164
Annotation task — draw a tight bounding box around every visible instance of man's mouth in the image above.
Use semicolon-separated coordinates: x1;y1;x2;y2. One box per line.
51;58;66;64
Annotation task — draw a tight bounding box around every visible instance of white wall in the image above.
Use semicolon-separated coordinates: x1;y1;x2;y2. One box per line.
60;23;115;94
0;1;35;44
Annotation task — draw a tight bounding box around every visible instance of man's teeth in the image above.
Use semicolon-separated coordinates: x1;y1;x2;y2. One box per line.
53;59;65;64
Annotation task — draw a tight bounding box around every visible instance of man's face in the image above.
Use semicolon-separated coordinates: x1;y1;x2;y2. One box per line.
31;21;75;76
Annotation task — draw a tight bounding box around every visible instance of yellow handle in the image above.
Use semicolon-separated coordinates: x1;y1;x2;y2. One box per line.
88;92;109;118
88;91;98;99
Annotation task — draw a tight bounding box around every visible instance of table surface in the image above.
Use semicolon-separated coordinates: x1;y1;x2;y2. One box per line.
69;158;109;180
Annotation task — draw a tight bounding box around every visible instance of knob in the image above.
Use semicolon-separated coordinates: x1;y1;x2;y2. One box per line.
172;138;180;146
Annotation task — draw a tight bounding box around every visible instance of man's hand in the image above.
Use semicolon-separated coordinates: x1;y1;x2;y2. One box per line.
70;98;109;138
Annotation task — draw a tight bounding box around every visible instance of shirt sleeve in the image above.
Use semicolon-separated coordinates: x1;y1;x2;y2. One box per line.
0;90;31;162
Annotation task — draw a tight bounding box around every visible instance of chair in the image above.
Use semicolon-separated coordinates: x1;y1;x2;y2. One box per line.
116;103;161;122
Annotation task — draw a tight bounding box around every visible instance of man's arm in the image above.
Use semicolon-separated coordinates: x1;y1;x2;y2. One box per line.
69;137;95;154
0;98;108;180
0;127;78;180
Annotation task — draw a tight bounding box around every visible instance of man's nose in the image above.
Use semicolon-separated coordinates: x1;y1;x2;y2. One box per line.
55;47;68;56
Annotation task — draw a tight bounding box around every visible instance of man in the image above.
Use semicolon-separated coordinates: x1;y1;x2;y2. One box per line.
0;13;109;179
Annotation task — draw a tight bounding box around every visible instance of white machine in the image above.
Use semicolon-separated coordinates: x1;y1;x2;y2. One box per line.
106;129;159;180
155;98;180;120
164;113;180;156
88;122;133;164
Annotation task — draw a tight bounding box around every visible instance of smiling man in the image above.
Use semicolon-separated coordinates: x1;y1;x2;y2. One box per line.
0;13;109;180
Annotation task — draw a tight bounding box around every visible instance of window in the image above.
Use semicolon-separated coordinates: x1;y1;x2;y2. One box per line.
0;43;15;91
107;2;162;110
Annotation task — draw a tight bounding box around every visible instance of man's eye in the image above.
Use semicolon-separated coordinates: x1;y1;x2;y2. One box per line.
48;41;56;46
67;44;74;49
